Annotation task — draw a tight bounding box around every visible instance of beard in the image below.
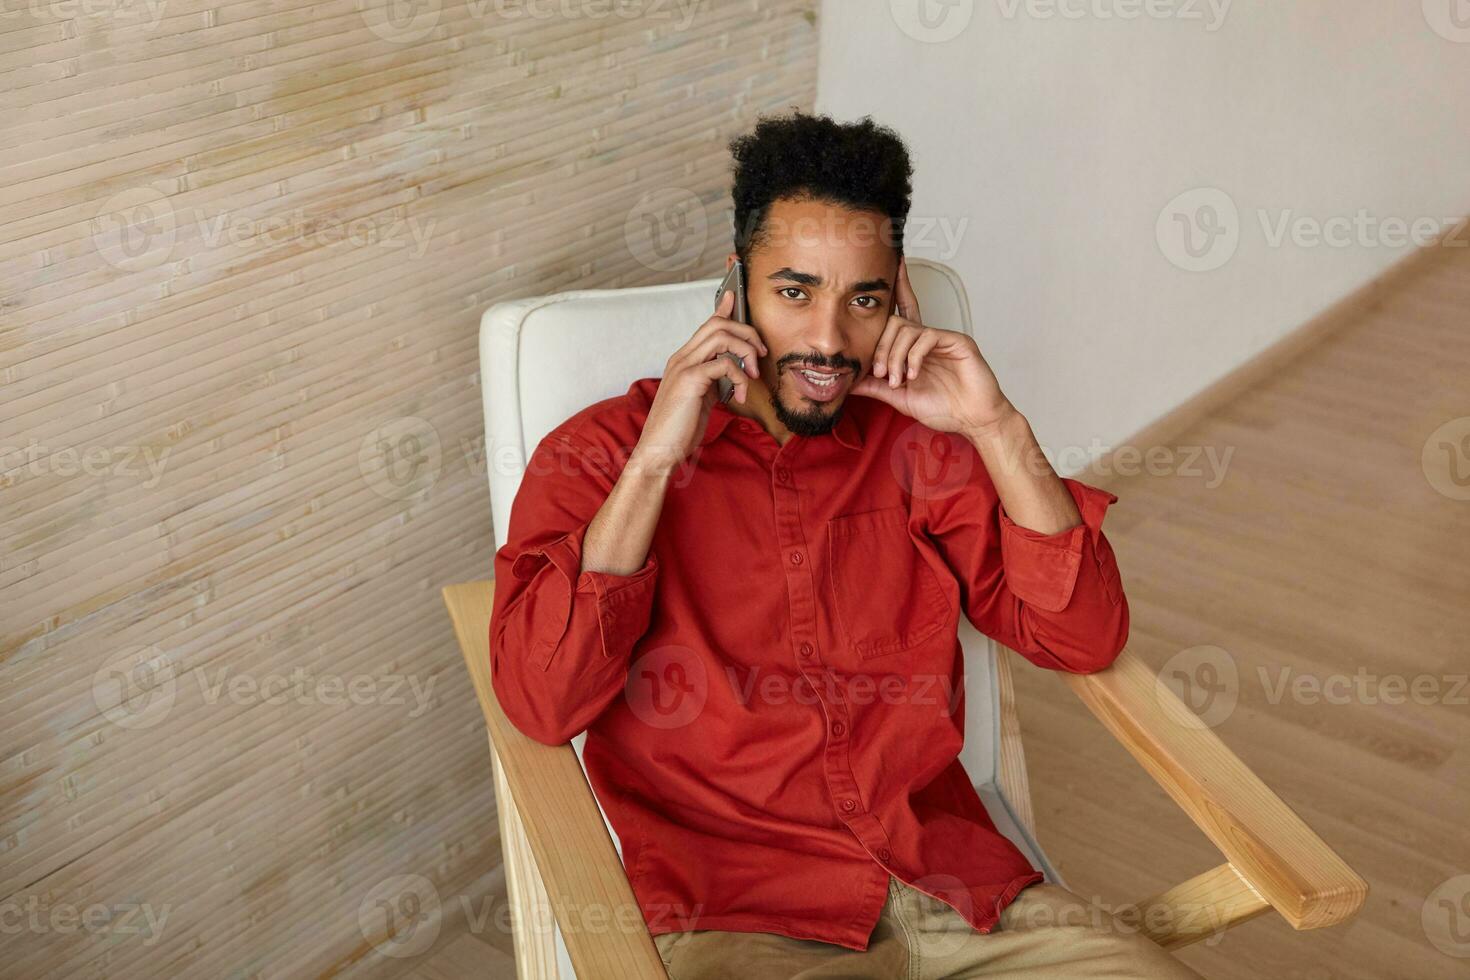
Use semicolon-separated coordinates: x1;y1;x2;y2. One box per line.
771;368;844;437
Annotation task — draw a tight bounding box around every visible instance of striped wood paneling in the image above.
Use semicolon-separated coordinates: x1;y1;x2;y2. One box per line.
0;2;819;976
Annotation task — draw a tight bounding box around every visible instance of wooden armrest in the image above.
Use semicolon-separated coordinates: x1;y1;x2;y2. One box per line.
443;580;668;979
1062;649;1367;946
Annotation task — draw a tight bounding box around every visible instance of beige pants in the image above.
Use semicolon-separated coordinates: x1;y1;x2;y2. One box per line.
652;875;1207;979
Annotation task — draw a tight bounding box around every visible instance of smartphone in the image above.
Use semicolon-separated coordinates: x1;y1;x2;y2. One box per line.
713;261;749;404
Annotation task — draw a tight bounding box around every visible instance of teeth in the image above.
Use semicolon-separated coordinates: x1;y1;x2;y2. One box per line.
799;369;838;386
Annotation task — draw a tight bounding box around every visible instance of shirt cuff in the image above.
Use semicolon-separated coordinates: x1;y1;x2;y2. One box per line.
509;521;659;669
998;478;1119;613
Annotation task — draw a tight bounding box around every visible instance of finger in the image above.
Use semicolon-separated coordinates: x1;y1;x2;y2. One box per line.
700;307;768;358
687;329;763;379
849;373;897;406
904;330;939;381
886;325;920;388
675;319;766;374
870;316;901;378
717;286;735;318
894;257;922;325
700;352;748;404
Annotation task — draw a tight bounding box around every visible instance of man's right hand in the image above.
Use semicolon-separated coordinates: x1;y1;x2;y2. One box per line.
631;287;767;474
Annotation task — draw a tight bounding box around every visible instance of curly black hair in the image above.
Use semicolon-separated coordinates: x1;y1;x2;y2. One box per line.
727;108;914;265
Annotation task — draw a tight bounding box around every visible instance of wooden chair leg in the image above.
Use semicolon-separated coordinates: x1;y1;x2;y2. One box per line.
491;735;559;980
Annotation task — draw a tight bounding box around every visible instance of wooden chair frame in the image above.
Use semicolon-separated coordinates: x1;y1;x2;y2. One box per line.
443;581;1366;978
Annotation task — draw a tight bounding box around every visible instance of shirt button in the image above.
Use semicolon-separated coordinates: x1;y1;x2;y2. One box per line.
776;466;791;483
841;799;857;813
799;642;814;659
790;551;803;565
878;848;892;863
831;721;845;737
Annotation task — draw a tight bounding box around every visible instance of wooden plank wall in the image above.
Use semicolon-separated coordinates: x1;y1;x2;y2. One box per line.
0;2;818;976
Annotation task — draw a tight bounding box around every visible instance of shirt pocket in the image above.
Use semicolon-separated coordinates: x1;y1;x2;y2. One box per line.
826;505;950;660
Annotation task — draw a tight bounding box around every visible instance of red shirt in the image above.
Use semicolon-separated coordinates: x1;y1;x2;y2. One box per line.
490;377;1128;951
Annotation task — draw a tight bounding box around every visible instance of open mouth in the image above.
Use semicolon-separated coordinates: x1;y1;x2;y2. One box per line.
787;365;851;403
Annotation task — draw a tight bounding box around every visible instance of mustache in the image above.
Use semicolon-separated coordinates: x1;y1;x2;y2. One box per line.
780;355;860;373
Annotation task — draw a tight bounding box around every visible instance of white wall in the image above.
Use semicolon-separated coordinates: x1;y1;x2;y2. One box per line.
817;0;1470;460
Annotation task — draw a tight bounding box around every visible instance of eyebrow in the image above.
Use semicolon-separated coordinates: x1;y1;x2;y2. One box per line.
765;267;892;293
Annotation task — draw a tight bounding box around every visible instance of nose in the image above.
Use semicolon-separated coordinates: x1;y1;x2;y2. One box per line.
803;301;856;368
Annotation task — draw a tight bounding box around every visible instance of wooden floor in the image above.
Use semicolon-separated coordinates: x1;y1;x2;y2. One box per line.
1016;243;1470;979
407;245;1470;979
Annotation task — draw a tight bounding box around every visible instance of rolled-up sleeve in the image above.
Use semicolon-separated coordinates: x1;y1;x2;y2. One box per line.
920;433;1128;674
491;433;659;744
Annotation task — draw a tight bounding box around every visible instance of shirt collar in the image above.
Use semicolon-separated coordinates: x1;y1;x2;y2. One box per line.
699;396;864;451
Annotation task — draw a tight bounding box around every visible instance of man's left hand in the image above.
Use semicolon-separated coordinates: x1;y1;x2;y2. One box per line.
849;257;1016;436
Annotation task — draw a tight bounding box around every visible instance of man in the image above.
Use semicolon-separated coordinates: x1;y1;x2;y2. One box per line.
490;110;1204;979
